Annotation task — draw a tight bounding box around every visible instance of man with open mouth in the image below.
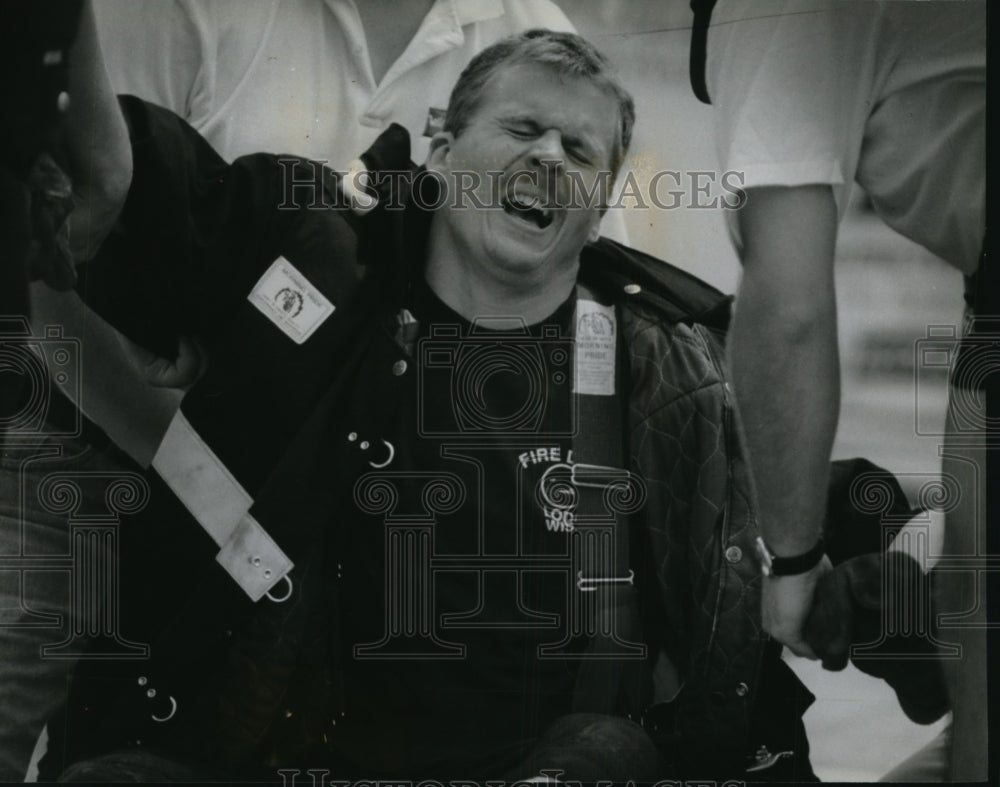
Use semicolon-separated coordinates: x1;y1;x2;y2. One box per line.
32;26;928;784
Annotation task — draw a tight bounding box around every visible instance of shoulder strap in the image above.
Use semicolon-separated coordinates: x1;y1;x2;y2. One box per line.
570;286;652;718
690;0;718;104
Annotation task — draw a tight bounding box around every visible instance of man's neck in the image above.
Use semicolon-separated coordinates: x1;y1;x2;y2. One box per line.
423;253;578;328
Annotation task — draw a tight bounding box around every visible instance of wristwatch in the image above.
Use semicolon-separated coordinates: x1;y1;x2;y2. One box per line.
755;536;826;577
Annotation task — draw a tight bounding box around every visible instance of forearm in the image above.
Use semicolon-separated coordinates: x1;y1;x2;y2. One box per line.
29;282;181;468
730;270;839;554
63;0;132;261
729;184;840;555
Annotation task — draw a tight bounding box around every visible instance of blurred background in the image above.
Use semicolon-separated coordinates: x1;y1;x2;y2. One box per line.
561;1;961;780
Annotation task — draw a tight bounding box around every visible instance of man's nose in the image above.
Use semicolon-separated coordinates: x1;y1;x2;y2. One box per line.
529;130;566;173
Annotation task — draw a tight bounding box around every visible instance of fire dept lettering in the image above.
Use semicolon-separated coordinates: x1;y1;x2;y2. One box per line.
517;447;577;533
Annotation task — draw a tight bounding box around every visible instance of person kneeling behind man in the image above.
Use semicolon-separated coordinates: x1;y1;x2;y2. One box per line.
45;30;827;782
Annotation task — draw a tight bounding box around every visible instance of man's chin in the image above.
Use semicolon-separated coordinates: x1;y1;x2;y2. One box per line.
489;212;561;262
488;234;560;274
489;250;552;277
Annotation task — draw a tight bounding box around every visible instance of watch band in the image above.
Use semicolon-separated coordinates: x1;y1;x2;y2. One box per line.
755;536;826;577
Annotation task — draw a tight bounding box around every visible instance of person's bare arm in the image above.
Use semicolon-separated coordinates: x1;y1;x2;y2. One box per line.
29;0;188;467
729;184;839;656
63;0;132;261
30;284;183;467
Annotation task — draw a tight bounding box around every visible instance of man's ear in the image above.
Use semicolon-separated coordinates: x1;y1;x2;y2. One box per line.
425;131;455;174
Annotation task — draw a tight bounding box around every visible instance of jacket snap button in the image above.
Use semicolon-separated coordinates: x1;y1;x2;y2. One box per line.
392;360;407;376
137;676;148;686
146;688;156;699
725;545;742;563
250;556;262;567
624;283;641;295
736;682;749;697
348;432;358;442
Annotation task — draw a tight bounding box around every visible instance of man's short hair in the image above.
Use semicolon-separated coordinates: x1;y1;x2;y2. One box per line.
443;29;636;176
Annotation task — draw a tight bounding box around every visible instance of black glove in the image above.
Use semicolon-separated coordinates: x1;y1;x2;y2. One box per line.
803;550;948;724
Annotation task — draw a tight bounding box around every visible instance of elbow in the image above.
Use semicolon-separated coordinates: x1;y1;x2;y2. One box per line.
731;288;838;354
734;274;837;347
69;147;133;261
727;289;841;401
89;136;134;218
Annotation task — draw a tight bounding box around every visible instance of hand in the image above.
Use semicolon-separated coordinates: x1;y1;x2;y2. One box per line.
120;334;206;389
761;554;833;658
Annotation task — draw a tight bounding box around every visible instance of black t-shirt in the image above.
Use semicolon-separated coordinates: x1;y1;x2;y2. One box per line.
330;281;583;778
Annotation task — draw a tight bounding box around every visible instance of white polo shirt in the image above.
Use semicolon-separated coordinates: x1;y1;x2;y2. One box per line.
706;0;985;273
94;0;575;168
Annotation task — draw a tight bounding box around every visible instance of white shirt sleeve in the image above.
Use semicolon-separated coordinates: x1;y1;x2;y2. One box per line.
94;0;208;122
706;0;853;193
704;0;889;249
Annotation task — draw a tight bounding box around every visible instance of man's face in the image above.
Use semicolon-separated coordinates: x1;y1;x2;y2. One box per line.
427;62;621;285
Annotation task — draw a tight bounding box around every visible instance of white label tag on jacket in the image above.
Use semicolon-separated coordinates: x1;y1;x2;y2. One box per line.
248;256;334;344
574;299;616;396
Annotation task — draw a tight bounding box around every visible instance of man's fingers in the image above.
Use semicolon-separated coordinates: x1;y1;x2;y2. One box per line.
766;623;818;659
761;556;832;659
121;334;205;388
762;607;819;658
151;335;204;387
